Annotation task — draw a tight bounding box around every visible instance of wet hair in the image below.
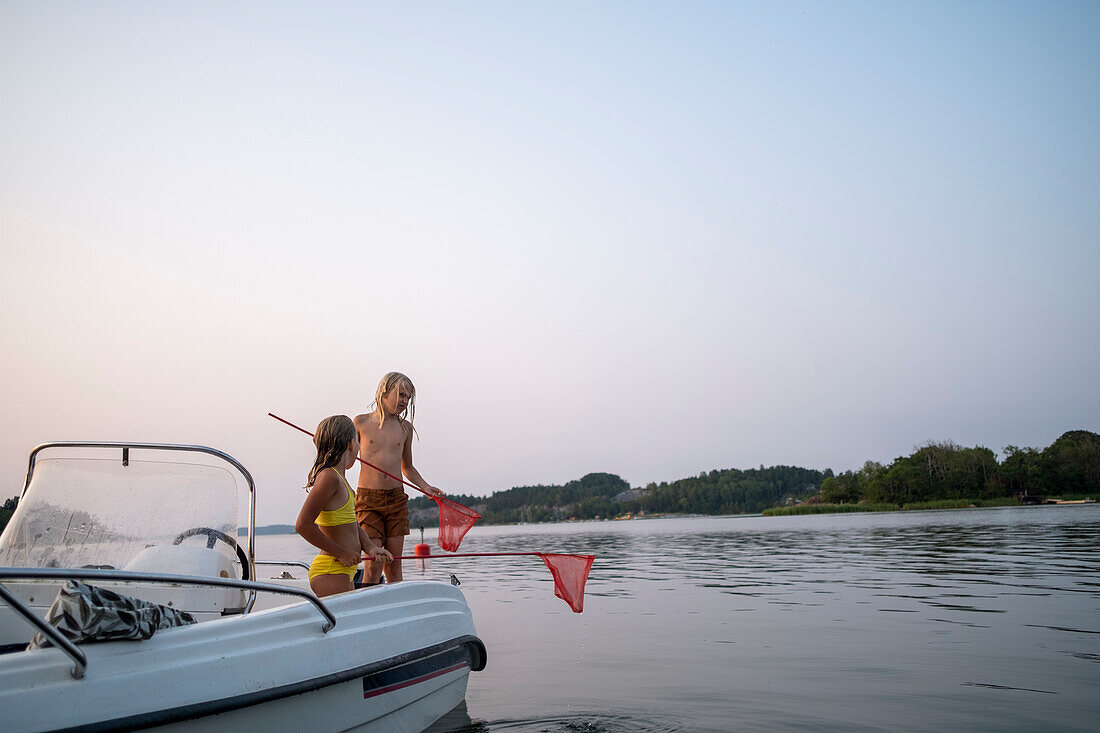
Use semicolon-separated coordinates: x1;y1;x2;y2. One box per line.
372;372;416;432
307;415;357;487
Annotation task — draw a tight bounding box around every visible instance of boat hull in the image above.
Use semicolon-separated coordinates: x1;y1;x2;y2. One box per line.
0;581;485;733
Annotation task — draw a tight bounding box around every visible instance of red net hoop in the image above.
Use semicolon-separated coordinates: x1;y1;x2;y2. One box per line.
538;553;595;613
434;497;481;552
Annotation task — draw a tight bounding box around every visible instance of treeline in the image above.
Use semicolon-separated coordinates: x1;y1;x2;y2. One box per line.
5;431;1096;536
625;465;825;516
407;431;1100;526
0;496;16;534
820;430;1099;505
408;465;826;526
409;472;633;525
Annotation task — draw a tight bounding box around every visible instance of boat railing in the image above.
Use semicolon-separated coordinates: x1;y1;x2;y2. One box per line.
0;566;337;680
255;560;311;571
0;581;87;679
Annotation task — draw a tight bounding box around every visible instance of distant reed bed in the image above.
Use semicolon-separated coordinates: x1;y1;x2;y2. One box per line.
901;498;1020;511
763;497;1025;516
762;503;897;516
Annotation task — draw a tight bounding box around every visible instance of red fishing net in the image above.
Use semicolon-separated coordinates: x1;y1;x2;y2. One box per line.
434;497;481;552
539;553;596;613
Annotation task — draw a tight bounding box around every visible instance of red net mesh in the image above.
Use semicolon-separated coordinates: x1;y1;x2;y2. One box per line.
539;553;595;613
434;497;481;552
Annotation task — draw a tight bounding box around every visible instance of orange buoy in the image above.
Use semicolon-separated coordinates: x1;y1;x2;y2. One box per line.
413;527;430;557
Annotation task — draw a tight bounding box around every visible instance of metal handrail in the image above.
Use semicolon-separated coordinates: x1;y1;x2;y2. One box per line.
255;560;311;571
20;442;259;595
0;567;336;679
0;582;88;679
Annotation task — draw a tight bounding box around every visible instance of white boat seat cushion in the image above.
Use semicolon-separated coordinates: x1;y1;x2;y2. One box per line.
116;545;245;614
123;545;237;578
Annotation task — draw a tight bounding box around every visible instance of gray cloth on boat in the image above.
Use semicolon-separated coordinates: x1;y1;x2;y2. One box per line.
26;580;196;650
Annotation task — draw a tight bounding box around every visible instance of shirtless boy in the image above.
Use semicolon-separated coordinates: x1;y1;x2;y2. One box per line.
354;372;444;584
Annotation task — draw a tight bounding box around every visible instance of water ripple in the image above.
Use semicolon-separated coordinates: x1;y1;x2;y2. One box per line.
434;712;687;733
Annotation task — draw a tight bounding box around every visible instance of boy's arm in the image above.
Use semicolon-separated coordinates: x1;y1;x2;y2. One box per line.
359;525;392;562
401;422;445;498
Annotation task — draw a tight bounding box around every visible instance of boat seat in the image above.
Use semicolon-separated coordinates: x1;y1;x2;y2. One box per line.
124;545;237;579
111;545;246;616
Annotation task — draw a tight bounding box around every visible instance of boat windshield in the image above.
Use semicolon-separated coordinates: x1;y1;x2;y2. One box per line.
0;445;243;571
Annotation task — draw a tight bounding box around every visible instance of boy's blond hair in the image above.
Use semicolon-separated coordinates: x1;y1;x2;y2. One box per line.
373;372;415;431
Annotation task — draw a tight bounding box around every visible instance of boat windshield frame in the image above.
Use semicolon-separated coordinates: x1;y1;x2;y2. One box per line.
14;442;257;588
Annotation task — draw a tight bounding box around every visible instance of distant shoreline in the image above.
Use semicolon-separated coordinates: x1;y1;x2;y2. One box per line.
240;524;296;535
242;500;1097;536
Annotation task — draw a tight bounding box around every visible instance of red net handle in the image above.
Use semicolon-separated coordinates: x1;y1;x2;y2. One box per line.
269;413;428;495
271;412;482;552
391;552;542;560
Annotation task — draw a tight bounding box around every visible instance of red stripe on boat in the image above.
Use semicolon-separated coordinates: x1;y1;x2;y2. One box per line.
362;662;469;699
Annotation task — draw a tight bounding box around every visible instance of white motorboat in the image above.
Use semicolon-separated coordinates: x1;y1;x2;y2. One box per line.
0;442;485;732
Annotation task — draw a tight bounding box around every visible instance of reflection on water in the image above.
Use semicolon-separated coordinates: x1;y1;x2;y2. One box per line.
424;701;687;733
258;505;1100;732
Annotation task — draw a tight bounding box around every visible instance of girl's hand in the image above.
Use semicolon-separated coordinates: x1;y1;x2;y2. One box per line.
367;546;393;563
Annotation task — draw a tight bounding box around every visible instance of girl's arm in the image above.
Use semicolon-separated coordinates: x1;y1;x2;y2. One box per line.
295;473;360;566
401;423;445;498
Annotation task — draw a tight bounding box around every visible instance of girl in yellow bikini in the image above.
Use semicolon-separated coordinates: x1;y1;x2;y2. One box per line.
294;415;393;597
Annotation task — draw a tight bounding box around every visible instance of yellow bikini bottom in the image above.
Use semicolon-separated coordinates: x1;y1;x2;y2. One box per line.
308;553;359;580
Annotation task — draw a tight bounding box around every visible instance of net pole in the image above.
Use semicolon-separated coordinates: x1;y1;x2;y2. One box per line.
268;412;428;497
389;552;545;560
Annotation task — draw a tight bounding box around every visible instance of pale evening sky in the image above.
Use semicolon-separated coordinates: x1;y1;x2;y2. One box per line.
1;2;1097;525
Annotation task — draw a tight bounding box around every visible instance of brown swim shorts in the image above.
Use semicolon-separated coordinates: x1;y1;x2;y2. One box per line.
355;487;410;539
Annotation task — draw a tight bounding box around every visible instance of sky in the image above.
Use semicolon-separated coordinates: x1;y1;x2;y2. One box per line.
1;1;1097;526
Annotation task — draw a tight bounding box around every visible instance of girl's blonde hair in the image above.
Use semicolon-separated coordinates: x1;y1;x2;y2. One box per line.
373;371;415;431
307;415;357;487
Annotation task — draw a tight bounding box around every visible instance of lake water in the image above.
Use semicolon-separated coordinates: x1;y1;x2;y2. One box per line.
256;504;1100;732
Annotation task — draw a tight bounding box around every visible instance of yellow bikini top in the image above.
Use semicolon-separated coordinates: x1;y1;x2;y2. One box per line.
315;468;357;526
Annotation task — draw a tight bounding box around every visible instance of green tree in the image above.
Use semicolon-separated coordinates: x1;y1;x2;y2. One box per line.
821;461;883;504
1042;430;1100;494
0;495;19;534
1001;445;1043;495
867;442;999;503
866;457;923;504
624;466;825;515
820;473;859;503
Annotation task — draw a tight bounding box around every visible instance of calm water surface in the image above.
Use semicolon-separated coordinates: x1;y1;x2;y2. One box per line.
257;504;1100;732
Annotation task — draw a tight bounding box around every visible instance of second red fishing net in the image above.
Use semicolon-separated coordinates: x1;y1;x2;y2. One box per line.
539;553;596;613
434;497;481;552
432;498;595;613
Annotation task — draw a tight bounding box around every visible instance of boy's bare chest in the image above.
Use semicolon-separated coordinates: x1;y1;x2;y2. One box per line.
359;423;405;457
